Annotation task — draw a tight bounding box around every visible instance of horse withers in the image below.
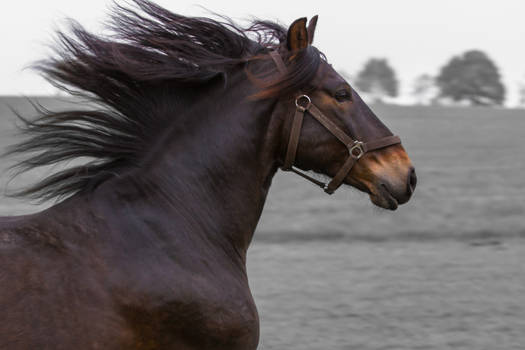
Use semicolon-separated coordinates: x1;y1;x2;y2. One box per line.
0;1;415;349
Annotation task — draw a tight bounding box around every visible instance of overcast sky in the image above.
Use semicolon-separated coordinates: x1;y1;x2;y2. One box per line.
1;0;524;105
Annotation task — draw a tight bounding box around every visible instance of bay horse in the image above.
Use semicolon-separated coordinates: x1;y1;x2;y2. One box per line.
0;1;416;349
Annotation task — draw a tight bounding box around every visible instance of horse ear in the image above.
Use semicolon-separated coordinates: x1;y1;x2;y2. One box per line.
287;17;309;51
307;15;318;44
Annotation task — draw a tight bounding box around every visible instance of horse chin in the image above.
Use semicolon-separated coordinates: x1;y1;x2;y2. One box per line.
352;180;399;210
345;178;399;210
369;189;399;211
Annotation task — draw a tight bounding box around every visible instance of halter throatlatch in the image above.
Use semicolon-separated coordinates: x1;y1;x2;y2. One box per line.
269;50;402;195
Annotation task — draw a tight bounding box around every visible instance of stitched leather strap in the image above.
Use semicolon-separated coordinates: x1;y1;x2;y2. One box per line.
282;98;401;194
269;50;287;74
325;156;357;194
283;108;305;170
269;50;401;194
324;135;401;194
307;104;354;145
289;167;327;189
363;135;401;153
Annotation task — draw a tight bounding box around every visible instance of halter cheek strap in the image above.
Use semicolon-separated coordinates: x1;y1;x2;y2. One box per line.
270;50;402;195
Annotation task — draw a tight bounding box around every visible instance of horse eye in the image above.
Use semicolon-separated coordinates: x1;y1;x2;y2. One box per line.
334;90;352;102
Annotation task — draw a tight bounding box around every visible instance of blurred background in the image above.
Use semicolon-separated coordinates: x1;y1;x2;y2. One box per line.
1;1;524;349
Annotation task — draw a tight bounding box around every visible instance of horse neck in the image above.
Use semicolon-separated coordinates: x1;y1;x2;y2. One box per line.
100;72;284;261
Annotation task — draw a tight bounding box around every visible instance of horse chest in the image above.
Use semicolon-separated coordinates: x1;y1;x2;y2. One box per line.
116;260;260;349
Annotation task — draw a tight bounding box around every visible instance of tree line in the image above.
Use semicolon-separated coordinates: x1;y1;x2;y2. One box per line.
353;50;519;107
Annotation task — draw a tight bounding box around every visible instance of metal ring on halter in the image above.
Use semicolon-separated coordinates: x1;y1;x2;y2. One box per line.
295;95;312;112
349;141;365;159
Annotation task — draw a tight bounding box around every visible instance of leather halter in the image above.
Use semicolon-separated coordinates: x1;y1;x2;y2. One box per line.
269;50;402;195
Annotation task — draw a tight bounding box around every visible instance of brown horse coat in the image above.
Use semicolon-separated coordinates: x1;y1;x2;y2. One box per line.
0;2;415;349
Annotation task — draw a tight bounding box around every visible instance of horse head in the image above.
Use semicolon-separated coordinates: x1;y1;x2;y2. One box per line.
271;17;416;210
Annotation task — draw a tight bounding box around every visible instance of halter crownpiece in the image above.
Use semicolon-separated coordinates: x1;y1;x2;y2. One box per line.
270;50;402;195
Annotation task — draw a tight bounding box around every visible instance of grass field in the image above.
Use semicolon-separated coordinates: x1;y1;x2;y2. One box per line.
1;97;525;350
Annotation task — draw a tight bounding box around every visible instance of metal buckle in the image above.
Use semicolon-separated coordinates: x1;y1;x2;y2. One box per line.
349;141;365;159
295;95;312;112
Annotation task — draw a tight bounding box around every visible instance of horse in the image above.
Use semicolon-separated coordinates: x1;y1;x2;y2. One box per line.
0;1;416;349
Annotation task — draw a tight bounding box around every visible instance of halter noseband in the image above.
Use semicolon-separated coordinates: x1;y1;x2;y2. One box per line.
269;50;402;195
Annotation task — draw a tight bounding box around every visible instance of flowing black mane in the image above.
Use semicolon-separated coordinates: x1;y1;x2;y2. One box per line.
6;0;323;201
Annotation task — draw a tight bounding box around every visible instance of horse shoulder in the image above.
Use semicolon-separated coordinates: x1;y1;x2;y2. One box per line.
109;248;260;350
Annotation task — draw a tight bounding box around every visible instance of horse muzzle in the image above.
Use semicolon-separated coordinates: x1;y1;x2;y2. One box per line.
368;166;417;210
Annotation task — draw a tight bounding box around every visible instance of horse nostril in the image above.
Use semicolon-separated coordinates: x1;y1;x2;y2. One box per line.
408;168;417;194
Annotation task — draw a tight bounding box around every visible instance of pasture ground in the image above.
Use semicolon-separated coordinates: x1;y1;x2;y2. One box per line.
1;97;524;349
